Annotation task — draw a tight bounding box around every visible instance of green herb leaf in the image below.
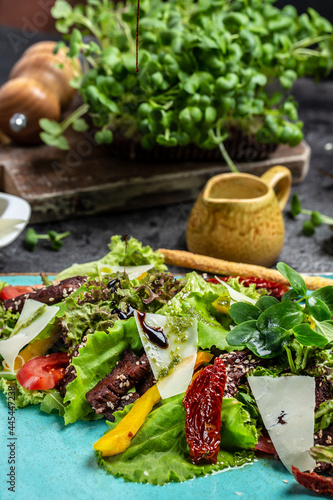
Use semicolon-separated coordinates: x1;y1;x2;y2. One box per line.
306;295;332;322
309;287;333;314
281;289;299;302
303;220;315;236
311;211;324;226
24;228;39;251
276;262;307;297
290;192;302;218
229;302;261;324
313;320;333;342
293;323;328;348
39;119;63;136
40;132;69;150
227;320;291;358
257;301;304;333
51;0;73;19
72;118;89;132
95;129;113;144
255;295;279;311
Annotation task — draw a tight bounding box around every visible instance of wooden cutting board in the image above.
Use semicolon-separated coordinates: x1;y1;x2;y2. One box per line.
0;133;311;223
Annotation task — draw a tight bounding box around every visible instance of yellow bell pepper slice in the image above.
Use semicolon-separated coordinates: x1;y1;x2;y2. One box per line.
93;351;214;457
194;350;213;368
94;383;161;457
212;296;230;315
4;327;61;371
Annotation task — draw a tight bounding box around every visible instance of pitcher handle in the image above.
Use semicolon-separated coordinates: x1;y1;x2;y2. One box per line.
261;166;292;210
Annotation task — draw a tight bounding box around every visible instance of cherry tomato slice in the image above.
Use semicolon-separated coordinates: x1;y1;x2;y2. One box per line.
0;286;36;301
16;353;70;391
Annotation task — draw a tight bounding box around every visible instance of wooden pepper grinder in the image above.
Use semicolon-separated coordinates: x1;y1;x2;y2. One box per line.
0;41;80;145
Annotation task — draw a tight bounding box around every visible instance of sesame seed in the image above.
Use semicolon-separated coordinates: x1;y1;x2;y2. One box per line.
283;480;288;484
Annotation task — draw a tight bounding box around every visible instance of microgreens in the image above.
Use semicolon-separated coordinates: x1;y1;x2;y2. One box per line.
227;263;333;366
291;193;333;236
25;228;71;251
40;0;333;154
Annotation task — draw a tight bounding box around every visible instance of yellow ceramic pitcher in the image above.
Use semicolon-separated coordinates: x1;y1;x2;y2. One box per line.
186;166;292;267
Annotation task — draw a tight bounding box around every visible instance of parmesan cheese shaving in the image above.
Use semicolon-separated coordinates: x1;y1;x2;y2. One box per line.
98;264;154;281
248;375;316;473
0;299;59;372
134;311;197;399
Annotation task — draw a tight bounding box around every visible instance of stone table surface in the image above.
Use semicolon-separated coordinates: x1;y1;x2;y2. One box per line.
0;28;332;276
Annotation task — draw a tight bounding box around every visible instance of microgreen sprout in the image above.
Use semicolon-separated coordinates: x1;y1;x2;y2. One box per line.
25;228;71;251
40;0;333;154
291;193;333;236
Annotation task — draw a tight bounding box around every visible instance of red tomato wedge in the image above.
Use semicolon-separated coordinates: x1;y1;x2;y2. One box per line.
16;353;70;391
0;286;36;301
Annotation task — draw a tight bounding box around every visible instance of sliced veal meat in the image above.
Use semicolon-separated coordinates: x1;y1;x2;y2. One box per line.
3;276;88;313
86;349;152;421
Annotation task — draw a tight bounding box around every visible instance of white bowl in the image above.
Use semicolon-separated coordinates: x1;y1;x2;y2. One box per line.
0;193;31;248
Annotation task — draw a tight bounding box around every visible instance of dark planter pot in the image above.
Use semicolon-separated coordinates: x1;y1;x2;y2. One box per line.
108;130;278;163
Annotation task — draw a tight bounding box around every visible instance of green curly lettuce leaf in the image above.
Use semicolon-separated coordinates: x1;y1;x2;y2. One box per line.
63;317;142;424
98;394;255;485
40;390;65;416
54;235;167;280
0;304;20;341
0;378;46;407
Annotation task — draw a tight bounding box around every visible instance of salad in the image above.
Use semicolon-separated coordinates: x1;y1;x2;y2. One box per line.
1;235;333;496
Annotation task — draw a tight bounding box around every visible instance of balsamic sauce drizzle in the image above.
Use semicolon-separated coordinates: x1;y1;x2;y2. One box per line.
137;311;169;349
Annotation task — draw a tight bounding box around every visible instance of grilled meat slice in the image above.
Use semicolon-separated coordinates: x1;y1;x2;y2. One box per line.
4;276;88;313
86;349;152;421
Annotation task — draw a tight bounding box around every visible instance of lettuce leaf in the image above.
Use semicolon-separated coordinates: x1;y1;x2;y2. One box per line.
55;235;167;280
0;303;20;341
98;394;254;485
160;273;238;350
40;390;65;416
315;400;333;433
221;398;258;450
0;378;45;407
63;317;142;424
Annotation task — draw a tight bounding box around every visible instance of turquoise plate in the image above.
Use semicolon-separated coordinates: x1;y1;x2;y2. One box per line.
1;274;332;500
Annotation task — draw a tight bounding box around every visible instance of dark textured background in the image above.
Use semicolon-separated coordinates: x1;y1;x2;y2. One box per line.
0;5;332;276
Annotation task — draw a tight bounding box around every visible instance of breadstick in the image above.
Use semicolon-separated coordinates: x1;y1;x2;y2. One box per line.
158;249;333;291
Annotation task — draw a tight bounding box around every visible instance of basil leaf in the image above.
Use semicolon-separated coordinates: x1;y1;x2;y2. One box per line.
309;287;333;315
306;296;332;322
257;301;304;333
256;295;279;311
276;262;307;297
229;302;261;324
293;323;328;349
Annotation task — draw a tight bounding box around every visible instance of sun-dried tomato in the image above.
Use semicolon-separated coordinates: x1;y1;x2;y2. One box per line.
183;357;226;465
292;466;333;496
206;276;289;300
